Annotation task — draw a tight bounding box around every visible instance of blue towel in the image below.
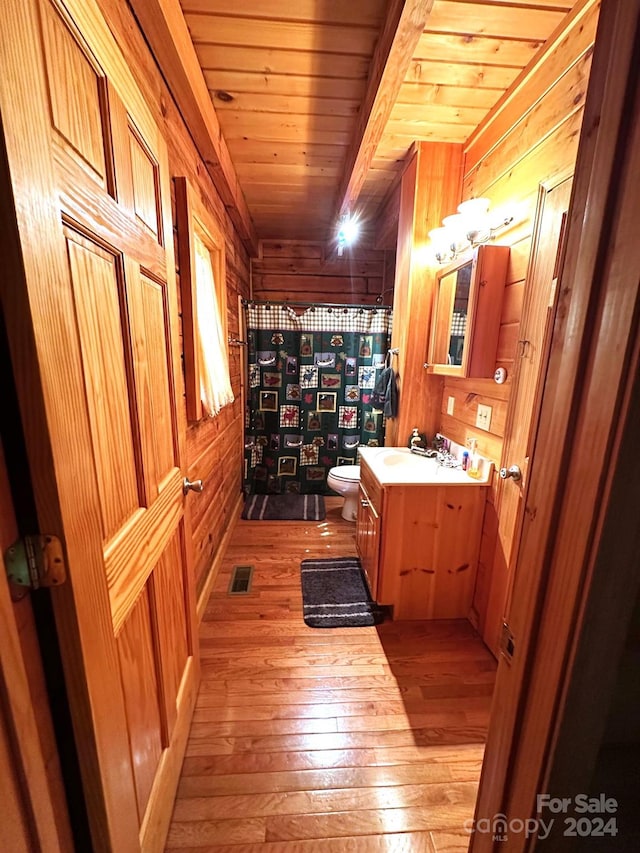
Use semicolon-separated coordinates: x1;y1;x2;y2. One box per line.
371;366;398;418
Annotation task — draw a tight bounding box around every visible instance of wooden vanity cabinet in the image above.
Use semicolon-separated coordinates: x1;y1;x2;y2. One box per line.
356;457;486;620
356;464;382;599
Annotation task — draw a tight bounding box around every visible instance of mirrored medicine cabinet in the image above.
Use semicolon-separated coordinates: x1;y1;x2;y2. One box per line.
426;244;510;378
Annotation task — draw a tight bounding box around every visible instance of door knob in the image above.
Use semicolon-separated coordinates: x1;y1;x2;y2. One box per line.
183;477;204;495
499;465;522;482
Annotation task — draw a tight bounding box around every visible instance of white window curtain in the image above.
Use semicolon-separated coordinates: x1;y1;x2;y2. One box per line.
193;231;234;416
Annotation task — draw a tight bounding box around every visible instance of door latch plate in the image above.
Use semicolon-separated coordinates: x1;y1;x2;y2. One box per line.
4;535;66;590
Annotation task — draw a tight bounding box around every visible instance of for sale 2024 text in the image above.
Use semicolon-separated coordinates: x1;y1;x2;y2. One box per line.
537;793;618;839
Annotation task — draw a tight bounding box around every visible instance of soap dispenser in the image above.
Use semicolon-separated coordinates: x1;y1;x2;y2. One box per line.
408;427;427;449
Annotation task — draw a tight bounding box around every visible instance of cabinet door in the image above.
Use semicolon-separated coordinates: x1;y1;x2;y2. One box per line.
356;484;380;600
427;245;509;377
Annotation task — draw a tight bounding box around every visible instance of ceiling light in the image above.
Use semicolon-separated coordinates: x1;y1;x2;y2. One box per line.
337;213;359;256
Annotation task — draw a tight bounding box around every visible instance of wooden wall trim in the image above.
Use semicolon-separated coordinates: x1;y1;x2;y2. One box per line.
175;175;229;423
387;141;463;447
464;0;599;172
174;177;201;422
196;491;243;623
374;182;401;251
334;0;434;223
127;0;258;256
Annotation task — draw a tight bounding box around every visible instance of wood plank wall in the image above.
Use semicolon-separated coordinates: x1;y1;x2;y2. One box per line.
437;1;599;640
251;240;392;306
95;0;250;598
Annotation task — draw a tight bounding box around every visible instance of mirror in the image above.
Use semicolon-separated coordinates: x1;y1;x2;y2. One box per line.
430;261;472;367
427;245;509;378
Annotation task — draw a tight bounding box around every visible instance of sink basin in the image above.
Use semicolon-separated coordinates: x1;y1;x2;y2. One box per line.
359;446;492;486
378;449;418;466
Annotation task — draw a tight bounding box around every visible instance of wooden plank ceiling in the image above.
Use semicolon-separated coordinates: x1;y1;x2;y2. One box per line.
179;0;576;243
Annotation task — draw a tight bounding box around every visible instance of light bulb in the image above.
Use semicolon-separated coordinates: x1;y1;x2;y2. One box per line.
337;215;359;246
458;197;490;218
428;227;453;263
442;214;470;254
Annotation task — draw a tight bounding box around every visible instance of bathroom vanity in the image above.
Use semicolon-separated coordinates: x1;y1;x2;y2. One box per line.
356;447;490;620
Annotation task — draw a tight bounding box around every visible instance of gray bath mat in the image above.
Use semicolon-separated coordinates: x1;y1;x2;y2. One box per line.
242;493;326;521
300;557;384;628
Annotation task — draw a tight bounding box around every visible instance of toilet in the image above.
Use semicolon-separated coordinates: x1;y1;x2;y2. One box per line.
327;465;361;522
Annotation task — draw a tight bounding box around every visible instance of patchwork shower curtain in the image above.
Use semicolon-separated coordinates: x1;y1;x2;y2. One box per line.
244;303;393;495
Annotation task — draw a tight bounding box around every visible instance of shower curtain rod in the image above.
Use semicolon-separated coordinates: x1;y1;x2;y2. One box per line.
242;298;392;311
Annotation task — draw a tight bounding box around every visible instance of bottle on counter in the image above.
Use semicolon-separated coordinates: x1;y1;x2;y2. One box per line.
461;450;470;471
468;439;481;478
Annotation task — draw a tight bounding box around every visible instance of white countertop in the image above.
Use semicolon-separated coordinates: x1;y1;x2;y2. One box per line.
359;446;493;486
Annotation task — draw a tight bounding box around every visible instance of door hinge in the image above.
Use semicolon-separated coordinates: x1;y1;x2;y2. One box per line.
4;535;66;591
501;621;515;663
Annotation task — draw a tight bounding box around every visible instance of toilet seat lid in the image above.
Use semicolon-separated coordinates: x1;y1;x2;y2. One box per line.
329;465;360;482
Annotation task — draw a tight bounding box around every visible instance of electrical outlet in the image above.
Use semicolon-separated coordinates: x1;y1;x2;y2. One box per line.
447;396;455;416
476;403;492;431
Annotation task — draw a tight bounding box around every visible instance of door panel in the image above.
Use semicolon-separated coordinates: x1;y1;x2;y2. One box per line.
117;585;164;819
64;227;140;537
128;125;162;240
106;470;183;633
151;526;191;736
0;0;198;849
135;271;178;486
41;0;107;184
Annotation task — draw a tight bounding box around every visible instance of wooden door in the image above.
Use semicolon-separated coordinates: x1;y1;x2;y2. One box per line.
483;179;572;654
0;1;198;850
473;2;640;846
0;441;72;853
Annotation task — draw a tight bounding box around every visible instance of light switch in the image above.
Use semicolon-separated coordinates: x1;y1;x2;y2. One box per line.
476;404;492;431
447;396;455;416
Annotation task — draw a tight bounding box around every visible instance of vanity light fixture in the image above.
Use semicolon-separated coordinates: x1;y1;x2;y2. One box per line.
429;197;514;264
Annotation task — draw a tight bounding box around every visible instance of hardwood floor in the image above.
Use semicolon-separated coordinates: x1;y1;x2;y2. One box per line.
166;498;497;852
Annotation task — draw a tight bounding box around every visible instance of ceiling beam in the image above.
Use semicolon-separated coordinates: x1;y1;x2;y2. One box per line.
128;0;258;255
333;0;434;228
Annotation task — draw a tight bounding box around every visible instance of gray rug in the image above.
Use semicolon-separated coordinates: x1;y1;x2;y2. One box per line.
242;493;326;521
300;557;384;628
